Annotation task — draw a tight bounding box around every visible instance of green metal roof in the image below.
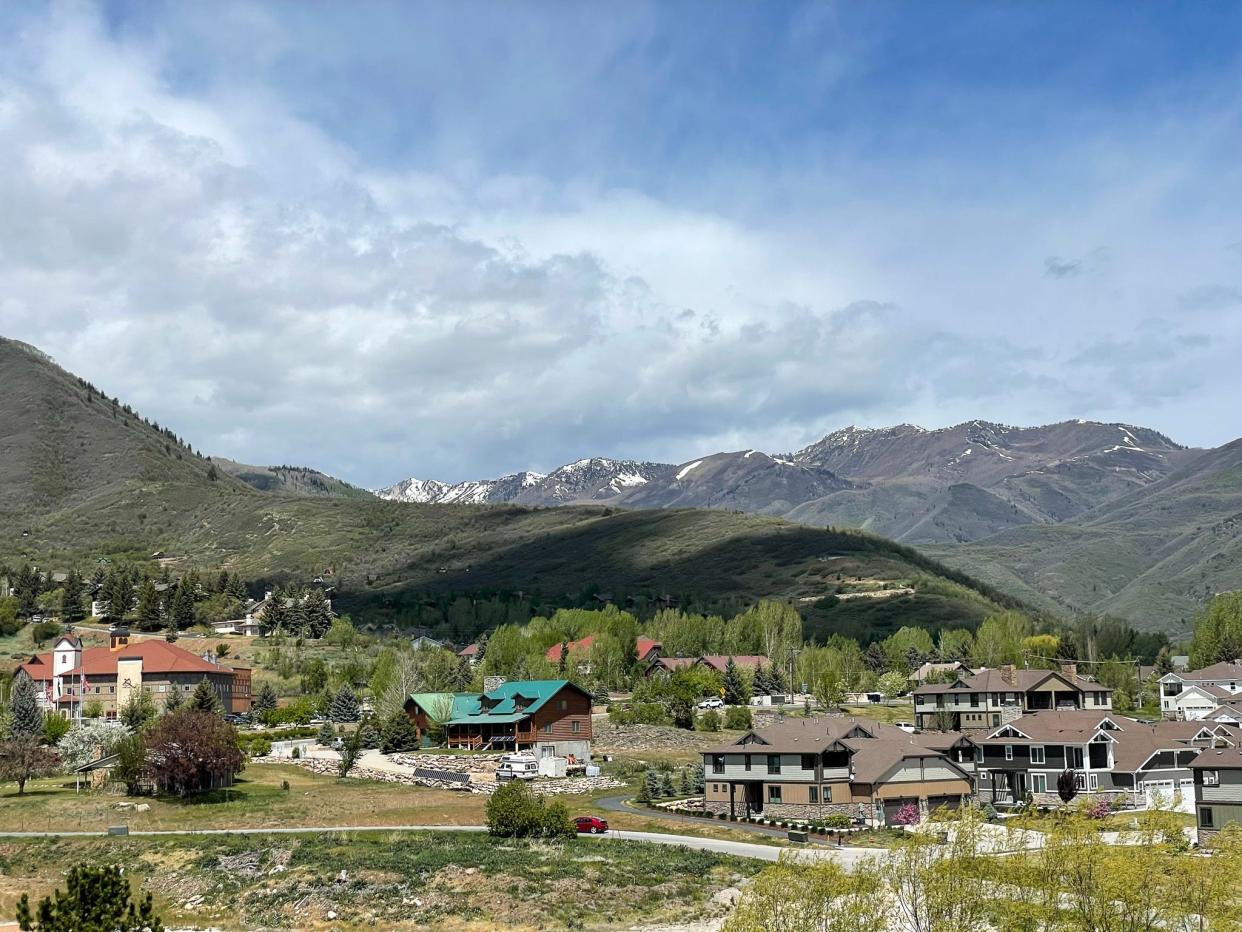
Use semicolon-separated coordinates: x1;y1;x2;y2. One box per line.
409;679;579;727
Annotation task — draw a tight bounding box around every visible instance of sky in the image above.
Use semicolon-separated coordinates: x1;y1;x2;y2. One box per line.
2;1;1242;488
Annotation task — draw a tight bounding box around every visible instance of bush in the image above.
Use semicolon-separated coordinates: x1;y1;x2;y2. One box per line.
486;781;573;838
608;702;670;726
824;813;851;829
723;706;752;730
1083;798;1112;820
42;714;71;745
891;803;921;826
698;710;721;732
247;738;272;758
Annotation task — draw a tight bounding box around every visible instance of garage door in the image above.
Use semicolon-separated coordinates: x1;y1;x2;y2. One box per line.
883;798;918;823
926;795;962;812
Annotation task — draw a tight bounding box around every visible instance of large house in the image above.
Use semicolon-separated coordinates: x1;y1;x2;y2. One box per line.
544;636;661;668
405;679;592;759
1159;661;1242;719
702;716;977;825
975;710;1237;811
1190;744;1242;843
912;664;1113;731
18;628;252;717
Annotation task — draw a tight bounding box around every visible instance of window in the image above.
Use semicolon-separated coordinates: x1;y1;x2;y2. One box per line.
1075;772;1087;791
1031;773;1047;794
558;699;568;711
571;720;580;734
970;693;979;707
1203;770;1220;786
1004;745;1014;761
767;755;781;775
744;755;751;772
712;755;725;774
768;786;782;803
1030;745;1045;765
1200;808;1214;828
992;714;1001;727
809;786;819;803
975;747;985;763
801;754;816;771
1089;773;1099;791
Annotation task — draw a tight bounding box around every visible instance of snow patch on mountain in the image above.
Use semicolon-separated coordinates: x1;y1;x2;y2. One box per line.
676;460;703;480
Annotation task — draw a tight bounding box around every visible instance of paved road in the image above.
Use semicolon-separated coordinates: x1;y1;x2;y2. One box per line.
596;794;835;846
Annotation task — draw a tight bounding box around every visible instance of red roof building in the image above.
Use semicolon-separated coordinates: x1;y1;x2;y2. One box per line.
545;635;661;665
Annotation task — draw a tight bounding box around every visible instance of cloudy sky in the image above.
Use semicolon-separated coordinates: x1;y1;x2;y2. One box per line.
2;1;1241;487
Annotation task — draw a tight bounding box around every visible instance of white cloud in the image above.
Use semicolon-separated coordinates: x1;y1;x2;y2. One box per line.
1;4;1240;489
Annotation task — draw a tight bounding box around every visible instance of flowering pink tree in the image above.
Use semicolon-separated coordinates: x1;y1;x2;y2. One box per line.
1083;799;1111;820
892;802;921;826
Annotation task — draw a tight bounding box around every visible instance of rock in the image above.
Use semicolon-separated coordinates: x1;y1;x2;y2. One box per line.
327;910;337;920
136;803;151;812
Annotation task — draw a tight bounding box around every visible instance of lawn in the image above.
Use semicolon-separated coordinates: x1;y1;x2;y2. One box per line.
839;701;915;725
0;831;763;930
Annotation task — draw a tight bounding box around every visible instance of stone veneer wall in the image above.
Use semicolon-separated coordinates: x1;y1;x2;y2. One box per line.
703;799;867;821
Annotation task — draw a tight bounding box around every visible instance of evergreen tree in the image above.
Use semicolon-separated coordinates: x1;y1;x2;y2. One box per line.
865;641;888;672
171;584;195;631
317;720;336;745
120;688;157;732
660;771;676;797
104;568;135;623
162;686;185;714
722;658;747;705
9;673;44;737
329;684;361;723
189;678;223;715
134;579;162;631
691;762;705;793
643;769;662;800
679;768;692;795
227;575;248;602
60;569;86;624
592;683;610;707
357;715;382;749
17;863;164;932
14;564;41;618
260;587;287;635
753;663;772;696
253;682;279;718
557;639;570;675
380;710;421;753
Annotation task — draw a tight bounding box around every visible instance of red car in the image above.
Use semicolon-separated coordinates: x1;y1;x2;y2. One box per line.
574;816;609;834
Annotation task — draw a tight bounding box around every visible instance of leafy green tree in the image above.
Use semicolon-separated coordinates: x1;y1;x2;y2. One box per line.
10;673;44;737
337;727;363;778
31;621;61;648
486;780;573;838
300;659;329;695
189;678;223;715
42;714;70;745
17;864;163;932
111;733;146;795
120;688;157;732
1189;591;1242;668
876;670;908;700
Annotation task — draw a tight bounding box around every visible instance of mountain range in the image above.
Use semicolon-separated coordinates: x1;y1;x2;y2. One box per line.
5;334;1239;635
0;336;1017;644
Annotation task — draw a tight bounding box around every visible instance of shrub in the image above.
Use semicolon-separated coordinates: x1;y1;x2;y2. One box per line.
698;710;721;732
723;706;752;730
1083;799;1112;820
17;864;163;932
42;714;71;745
824;813;851;830
486;781;572;838
247;738;272;758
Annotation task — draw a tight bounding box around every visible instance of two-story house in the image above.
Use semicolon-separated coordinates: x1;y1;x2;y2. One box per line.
976;710;1236;810
702;716;976;825
1159;661;1242;719
1190;745;1242;843
912;663;1112;731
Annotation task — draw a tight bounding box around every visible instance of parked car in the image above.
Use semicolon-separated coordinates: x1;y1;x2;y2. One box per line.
697;697;724;709
894;722;917;734
496;752;540;782
574;816;609;834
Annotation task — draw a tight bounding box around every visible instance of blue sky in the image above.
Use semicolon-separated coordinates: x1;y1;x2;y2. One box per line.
2;1;1241;486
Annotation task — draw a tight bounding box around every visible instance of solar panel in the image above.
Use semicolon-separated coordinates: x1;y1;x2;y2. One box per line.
414;768;471;785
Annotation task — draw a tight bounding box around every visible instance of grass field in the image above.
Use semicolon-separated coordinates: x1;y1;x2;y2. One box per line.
0;831;763;930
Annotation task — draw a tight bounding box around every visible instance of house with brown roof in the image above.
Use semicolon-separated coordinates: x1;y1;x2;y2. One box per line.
702;716;976;825
975;710;1237;810
545;636;661;669
696;655;770;674
17;628;251;718
1159;661;1242;719
912;663;1112;731
910;661;974;685
1190;744;1242;843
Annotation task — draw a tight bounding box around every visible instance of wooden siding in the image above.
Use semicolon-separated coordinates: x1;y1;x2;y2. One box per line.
529;686;592;741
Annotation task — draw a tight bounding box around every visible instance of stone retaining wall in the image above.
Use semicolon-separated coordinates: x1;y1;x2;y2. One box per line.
702;799;867;821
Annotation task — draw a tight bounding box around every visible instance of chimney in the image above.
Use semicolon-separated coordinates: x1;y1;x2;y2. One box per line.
1000;664;1018;687
1060;662;1078;679
109;626;130;651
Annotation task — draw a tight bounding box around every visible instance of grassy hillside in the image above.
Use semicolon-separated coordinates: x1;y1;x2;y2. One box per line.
214;458;376;499
931;439;1242;635
0;337;1023;642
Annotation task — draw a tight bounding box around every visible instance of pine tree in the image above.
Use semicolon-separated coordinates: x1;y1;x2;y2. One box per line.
558;639;570;675
14;564;41;618
120;688;157;732
660;772;675;797
105;568;135;623
317;720;336;745
636;771;652;804
722;658;746;705
163;686;185;713
134;579;162;631
691;762;705;793
592;683;610;707
753;663;772;696
9;673;43;737
643;769;662;800
357;716;382;749
60;569;86;624
260;587;287;635
679;768;692;795
171;584;195;631
329;684;361;723
380;710;421;753
253;682;279;718
189;678;223;715
16;863;164;932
